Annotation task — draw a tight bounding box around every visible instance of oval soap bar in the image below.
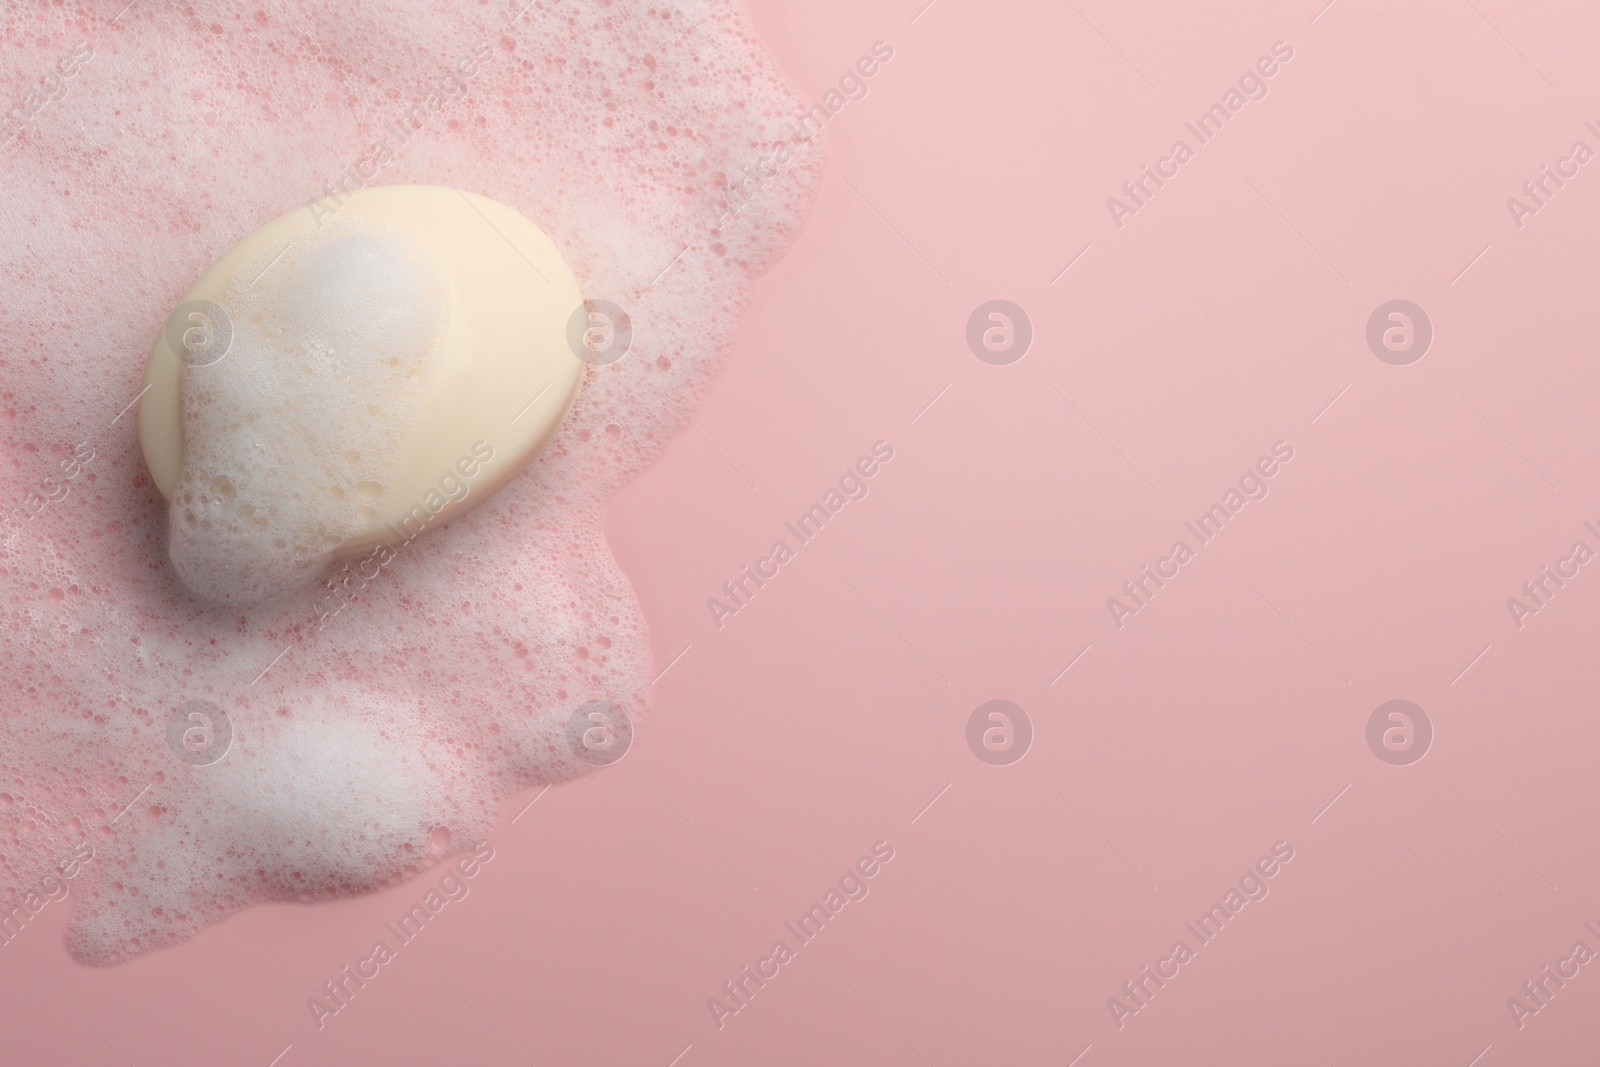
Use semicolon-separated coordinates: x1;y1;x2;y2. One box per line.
139;185;585;606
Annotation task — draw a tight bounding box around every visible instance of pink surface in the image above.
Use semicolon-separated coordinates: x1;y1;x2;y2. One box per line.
8;0;1600;1065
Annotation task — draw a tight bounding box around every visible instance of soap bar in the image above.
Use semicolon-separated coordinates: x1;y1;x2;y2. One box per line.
138;185;585;606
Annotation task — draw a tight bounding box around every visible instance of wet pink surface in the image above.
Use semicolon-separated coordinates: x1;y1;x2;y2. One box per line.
8;0;1600;1065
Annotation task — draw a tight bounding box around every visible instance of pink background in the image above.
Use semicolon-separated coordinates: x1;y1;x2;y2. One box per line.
10;0;1600;1064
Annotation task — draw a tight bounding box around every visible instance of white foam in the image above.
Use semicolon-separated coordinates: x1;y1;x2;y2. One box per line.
171;224;448;606
0;0;822;962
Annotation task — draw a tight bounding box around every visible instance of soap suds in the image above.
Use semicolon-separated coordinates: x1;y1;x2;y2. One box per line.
172;222;449;606
0;0;822;962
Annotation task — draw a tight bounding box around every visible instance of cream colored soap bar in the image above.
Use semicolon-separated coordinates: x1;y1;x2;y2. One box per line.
139;185;586;605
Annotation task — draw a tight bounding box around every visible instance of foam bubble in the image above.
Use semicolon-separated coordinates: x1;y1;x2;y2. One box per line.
0;0;823;962
171;223;449;606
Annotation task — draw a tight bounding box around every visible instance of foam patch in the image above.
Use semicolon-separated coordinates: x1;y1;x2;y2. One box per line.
0;0;822;962
170;223;450;606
